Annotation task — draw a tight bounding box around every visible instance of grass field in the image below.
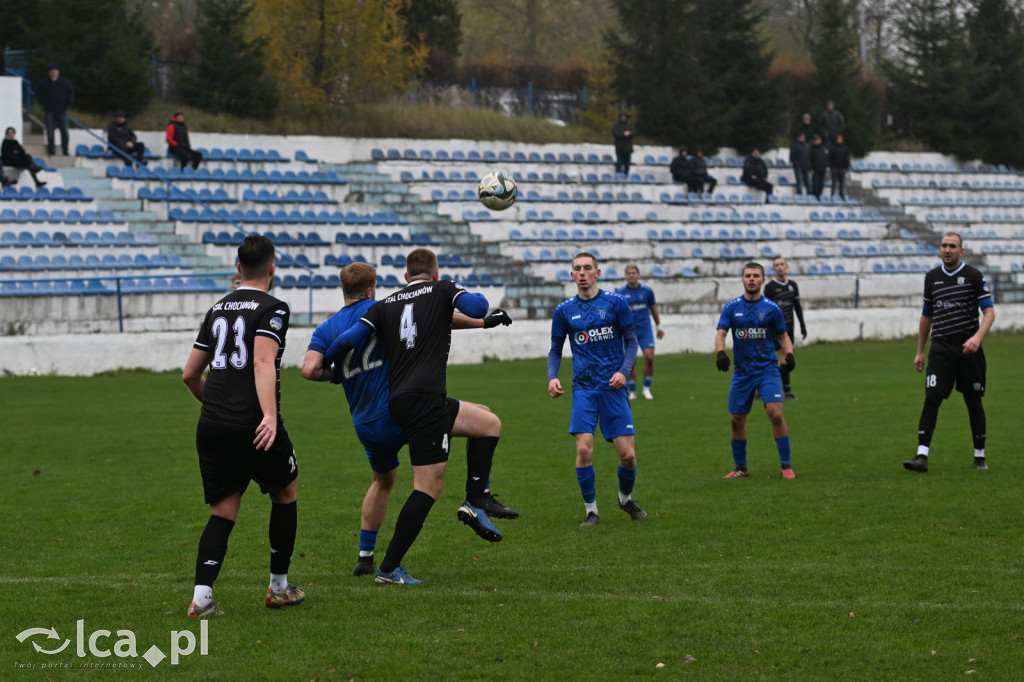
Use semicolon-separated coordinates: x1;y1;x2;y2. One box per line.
3;335;1023;680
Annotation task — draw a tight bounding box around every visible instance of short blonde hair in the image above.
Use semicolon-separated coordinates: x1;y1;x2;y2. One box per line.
340;262;377;297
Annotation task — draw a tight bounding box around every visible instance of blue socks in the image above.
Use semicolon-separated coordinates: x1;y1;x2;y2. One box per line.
776;436;791;467
575;465;596;503
359;529;378;555
617;465;636;497
731;439;747;469
643;377;652;389
627;381;637;393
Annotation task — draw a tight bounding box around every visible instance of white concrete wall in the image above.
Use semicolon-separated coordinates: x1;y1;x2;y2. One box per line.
0;77;22;142
3;304;1023;376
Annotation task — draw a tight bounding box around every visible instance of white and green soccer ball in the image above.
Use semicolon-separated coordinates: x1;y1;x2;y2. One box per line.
478;170;518;211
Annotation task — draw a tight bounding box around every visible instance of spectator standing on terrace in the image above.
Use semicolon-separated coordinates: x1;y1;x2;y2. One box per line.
741;148;773;201
791;113;813;142
789;133;811;196
809;135;828;198
1;127;47;187
35;64;74;157
167;109;203;170
829;134;851;200
108;110;147;166
820;100;845;149
611;112;636;179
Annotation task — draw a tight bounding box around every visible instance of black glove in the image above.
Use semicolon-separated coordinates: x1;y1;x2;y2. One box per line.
784;353;796;372
329;363;344;384
483;309;512;328
801;328;807;340
716;350;730;372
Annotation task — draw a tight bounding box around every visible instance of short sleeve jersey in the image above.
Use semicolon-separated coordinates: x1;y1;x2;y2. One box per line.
923;263;993;344
763;277;800;329
717;295;786;375
615;283;656;334
551;290;635;391
358;279;466;398
308;298;389;426
193;287;289;428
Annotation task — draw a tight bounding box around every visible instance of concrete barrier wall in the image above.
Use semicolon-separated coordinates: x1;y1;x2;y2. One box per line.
3;304;1022;377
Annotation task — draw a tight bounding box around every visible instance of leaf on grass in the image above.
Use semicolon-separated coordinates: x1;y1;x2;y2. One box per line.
849;612;855;617
656;662;665;668
932;650;937;656
750;649;760;654
33;469;40;475
684;655;696;662
969;659;976;663
800;649;811;654
966;670;976;674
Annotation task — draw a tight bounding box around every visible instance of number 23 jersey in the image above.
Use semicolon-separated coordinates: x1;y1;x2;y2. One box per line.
193;287;289;428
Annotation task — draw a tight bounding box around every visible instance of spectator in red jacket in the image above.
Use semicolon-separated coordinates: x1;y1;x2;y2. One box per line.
166;110;203;170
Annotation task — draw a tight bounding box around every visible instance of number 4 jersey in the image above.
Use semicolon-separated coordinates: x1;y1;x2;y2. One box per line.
307;298;389;425
193;286;290;428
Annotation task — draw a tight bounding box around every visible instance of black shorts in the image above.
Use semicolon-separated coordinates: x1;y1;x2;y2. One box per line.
926;340;986;399
388;392;454;467
195;420;298;505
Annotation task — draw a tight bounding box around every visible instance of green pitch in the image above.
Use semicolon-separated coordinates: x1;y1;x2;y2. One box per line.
2;335;1023;680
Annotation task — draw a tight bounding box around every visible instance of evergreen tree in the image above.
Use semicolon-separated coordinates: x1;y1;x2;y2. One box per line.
965;0;1024;165
884;0;975;157
809;0;878;155
23;0;154;116
178;0;278;119
400;0;461;57
605;0;780;153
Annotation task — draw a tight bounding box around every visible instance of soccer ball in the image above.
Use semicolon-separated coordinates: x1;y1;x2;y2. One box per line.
478;170;517;211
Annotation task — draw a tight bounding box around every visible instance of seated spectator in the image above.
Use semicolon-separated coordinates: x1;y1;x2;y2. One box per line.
740;148;772;201
692;148;717;195
108;110;147;166
670;146;700;193
166;109;203;170
1;127;47;187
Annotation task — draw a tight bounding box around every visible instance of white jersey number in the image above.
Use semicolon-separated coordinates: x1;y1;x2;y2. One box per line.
210;316;248;370
341;335;384;379
399;303;418;349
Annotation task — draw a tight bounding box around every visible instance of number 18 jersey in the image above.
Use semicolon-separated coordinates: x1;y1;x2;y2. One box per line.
193;286;290;429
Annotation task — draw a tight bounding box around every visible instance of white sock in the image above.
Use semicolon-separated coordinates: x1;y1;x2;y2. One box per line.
584;501;598;515
975;449;985;459
192;585;212;607
359;550;373;558
618;492;632;506
270;573;288;593
917;445;929;457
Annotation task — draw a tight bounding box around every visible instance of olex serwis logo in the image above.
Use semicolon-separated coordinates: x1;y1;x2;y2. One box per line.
14;620;209;670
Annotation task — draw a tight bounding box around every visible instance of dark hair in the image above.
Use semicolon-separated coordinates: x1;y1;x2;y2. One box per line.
4;127;14;136
340;262;377;297
406;248;438;278
237;235;275;279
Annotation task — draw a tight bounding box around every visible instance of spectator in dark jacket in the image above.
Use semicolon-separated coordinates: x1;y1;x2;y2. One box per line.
107;110;147;166
740;148;773;201
1;127;46;187
670;146;699;192
829;133;851;199
692;148;717;195
791;113;812;142
35;64;75;156
789;133;811;196
611;113;636;178
166;110;203;170
820;100;845;149
809;135;829;198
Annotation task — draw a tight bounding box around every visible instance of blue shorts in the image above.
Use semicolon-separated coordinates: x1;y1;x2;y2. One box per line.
569;388;635;441
728;370;784;414
635;325;655;350
354;415;406;473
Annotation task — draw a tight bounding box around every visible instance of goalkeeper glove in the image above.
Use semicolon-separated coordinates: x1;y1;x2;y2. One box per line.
716;351;730;372
483;309;512;328
784;353;796;372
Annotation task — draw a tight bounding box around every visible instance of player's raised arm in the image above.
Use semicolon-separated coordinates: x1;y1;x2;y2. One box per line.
324;320;373;365
452;309;512;330
454;290;489;319
301;349;334;382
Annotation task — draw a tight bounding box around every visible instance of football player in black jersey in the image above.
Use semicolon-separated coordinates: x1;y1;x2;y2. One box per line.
182;235;304;616
904;232;995;473
324;249;495;584
764;256;806;400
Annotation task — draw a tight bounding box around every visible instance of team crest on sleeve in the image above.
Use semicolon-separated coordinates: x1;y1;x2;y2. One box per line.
270;316;284;330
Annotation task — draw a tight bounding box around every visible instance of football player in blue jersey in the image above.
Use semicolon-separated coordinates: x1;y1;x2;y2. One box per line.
617;264;664;400
302;262;517;577
548;252;648;527
715;262;797;479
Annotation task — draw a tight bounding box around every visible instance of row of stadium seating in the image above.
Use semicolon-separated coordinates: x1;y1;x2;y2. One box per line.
1;230;155;247
277;271;503;290
201;230;437;247
871;178;1024;190
106;166;345;183
1;186;91;201
0;277;220;296
78;144;316;163
1;252;190;271
0;209;122;224
177;209;406;225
